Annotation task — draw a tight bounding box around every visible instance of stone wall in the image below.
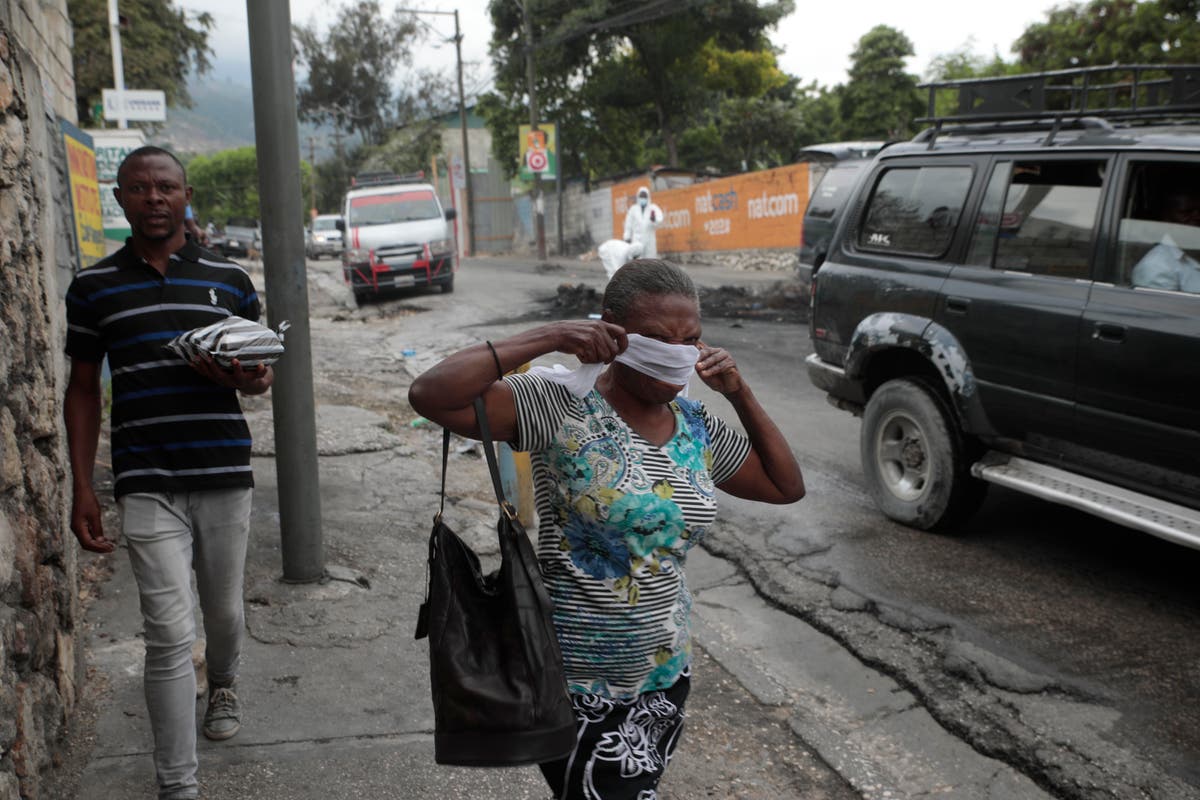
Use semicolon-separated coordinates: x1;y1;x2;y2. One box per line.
0;1;82;798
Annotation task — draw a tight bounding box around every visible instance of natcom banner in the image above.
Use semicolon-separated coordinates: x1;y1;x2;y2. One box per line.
611;163;811;252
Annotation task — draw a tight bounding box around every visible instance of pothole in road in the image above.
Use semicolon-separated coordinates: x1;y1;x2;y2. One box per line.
330;298;432;322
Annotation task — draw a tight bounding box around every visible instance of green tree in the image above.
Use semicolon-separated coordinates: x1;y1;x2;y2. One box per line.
792;82;844;146
839;25;923;140
188;147;311;229
714;94;804;171
315;154;359;215
923;42;1021;118
1014;0;1200;69
357;72;455;179
293;1;421;145
481;0;793;176
68;0;213;125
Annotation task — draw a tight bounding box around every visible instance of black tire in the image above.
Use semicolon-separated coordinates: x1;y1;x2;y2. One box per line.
440;277;455;294
860;378;986;532
352;287;368;306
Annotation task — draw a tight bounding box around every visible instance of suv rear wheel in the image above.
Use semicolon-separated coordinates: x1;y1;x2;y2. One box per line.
861;378;986;531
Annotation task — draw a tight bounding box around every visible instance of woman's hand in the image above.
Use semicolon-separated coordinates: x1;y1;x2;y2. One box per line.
696;342;744;396
554;320;628;364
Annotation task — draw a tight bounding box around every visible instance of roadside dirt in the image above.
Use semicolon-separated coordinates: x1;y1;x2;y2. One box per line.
540;282;809;324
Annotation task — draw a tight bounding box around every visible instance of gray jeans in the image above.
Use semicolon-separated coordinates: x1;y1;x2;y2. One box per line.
119;488;252;800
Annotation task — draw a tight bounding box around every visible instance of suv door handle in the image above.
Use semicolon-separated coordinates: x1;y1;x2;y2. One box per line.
1092;322;1126;343
945;296;970;314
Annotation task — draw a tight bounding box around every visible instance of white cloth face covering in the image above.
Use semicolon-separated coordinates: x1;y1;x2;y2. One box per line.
526;333;699;398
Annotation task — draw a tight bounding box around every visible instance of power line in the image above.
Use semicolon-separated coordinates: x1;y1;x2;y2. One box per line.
536;0;703;52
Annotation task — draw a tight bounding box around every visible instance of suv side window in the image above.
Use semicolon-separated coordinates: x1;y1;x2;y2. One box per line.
808;162;866;220
1117;161;1200;293
857;165;972;257
967;159;1104;279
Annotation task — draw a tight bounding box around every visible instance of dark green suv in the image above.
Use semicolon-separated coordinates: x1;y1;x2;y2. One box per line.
806;65;1200;548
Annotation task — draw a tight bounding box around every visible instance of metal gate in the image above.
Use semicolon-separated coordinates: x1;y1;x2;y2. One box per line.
470;158;515;254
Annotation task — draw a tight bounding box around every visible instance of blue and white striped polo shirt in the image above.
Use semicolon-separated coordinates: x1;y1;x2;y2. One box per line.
65;239;262;498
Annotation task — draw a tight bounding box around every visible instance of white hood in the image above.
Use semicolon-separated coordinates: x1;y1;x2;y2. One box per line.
347;217;449;251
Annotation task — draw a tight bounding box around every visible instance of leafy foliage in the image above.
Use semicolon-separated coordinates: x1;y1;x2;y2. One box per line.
187;147;312;229
838;26;923;140
924;44;1022;118
293;1;421;145
1014;0;1200;69
792;82;844;146
480;0;795;177
68;0;213;125
293;0;460;210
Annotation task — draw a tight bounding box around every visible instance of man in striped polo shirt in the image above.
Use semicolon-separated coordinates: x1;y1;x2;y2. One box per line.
64;146;273;800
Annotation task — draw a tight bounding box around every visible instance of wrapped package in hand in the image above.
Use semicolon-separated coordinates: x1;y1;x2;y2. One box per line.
165;317;290;368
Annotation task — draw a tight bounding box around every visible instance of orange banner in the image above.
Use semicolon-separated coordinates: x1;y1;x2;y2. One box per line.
611;163;810;253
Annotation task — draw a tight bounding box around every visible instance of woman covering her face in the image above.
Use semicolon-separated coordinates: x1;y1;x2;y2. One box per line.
409;258;805;800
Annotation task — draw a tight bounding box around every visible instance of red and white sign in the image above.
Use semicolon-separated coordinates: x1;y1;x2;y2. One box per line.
527;149;548;172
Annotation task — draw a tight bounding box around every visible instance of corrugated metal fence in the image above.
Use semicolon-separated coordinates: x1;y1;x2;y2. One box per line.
471;158;516;254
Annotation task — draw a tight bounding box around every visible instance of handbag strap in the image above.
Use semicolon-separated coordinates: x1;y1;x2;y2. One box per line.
435;399;516;520
438;427;450;520
473;396;518;520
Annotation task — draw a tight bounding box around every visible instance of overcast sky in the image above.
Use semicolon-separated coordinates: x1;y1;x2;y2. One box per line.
184;0;1061;93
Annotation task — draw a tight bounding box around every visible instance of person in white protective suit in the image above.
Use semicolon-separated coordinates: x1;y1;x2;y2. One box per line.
623;186;664;258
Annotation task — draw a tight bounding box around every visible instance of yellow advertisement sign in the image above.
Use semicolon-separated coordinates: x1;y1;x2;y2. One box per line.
611;163;811;252
60;121;106;269
519;123;557;180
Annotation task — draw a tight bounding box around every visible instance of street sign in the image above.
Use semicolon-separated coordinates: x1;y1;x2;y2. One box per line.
102;89;167;122
518;124;557;180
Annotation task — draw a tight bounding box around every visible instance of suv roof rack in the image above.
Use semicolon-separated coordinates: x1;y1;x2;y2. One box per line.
916;64;1200;147
797;141;888;162
350;170;426;187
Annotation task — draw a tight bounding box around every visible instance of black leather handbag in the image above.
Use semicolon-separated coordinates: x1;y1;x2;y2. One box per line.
414;397;577;766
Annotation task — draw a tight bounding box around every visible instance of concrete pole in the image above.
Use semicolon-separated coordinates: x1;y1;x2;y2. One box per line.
107;0;127;128
246;0;325;582
556;124;563;255
523;3;547;261
454;11;475;256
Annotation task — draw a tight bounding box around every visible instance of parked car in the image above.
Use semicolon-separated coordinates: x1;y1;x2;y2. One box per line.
796;141;886;285
219;216;261;259
306;214;344;259
337;172;457;303
805;65;1200;549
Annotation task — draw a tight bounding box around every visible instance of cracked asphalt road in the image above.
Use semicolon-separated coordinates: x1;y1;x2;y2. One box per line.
683;311;1200;800
300;255;1200;799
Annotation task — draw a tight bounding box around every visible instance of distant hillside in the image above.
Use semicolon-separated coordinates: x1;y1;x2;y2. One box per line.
159;76;340;160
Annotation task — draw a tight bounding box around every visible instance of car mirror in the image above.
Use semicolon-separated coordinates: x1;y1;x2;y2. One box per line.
444;208;457;221
335;218;346;232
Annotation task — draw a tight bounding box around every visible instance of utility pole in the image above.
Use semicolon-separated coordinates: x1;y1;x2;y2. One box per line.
396;7;476;256
453;10;475;256
523;1;547;261
246;0;324;583
556;124;563;255
307;136;318;218
107;0;127;128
